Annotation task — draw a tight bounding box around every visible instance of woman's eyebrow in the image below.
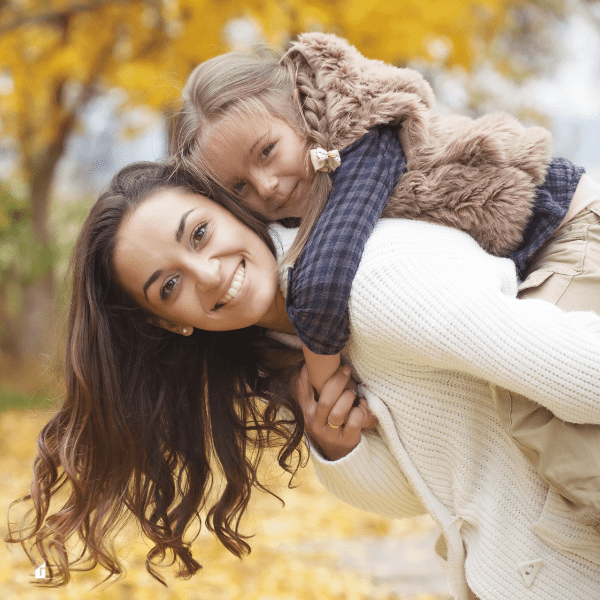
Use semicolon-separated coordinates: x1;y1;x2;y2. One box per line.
176;208;195;242
143;269;162;301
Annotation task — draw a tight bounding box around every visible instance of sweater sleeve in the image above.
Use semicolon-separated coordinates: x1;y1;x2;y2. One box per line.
308;428;428;519
350;221;600;425
286;126;406;354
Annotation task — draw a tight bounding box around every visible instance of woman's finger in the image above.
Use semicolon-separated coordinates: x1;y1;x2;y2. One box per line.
342;405;367;438
326;388;359;428
295;365;316;418
358;398;379;430
313;365;352;425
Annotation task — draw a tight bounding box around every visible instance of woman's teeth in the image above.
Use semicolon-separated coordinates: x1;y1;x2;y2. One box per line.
215;262;245;309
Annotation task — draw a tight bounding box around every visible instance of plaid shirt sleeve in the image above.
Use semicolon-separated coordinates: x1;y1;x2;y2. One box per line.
508;156;584;281
286;126;406;354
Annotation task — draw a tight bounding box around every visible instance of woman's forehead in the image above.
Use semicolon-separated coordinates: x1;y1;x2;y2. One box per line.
118;188;213;241
143;187;211;212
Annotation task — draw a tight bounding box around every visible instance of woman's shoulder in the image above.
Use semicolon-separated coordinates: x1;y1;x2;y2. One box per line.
270;223;298;259
361;218;486;262
269;223;299;298
355;219;518;294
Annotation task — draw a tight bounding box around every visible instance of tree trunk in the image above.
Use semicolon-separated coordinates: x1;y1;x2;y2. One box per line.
15;148;61;365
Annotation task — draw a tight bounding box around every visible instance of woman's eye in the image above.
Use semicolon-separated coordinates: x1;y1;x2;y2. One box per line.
233;181;247;195
160;276;179;300
260;143;274;159
192;222;208;249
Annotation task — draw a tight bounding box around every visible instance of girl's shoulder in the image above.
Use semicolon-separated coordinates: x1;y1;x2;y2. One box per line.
289;32;434;105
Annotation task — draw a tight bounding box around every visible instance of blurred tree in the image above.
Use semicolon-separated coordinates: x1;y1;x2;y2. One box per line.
0;0;230;361
0;0;571;362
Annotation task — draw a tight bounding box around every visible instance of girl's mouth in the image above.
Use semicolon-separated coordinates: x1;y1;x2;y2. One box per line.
214;260;245;310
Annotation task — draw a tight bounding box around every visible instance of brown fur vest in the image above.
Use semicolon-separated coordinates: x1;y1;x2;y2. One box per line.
283;33;553;255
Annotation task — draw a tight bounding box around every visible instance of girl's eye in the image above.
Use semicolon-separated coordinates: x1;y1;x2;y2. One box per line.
191;222;208;249
160;276;179;300
260;143;274;159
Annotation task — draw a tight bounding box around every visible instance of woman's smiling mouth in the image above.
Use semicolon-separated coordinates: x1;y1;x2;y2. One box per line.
214;261;246;310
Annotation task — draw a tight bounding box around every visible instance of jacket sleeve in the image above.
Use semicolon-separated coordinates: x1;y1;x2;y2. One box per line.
286;126;406;354
350;221;600;425
308;428;428;519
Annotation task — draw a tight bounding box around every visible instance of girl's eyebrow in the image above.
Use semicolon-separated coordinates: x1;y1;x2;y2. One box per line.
249;133;268;156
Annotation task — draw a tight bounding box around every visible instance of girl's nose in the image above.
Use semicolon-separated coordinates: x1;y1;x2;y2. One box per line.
252;169;277;200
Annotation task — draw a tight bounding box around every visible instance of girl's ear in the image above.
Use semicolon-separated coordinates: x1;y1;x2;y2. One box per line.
149;317;193;336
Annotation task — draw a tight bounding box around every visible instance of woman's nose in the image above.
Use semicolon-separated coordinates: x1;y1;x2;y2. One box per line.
191;258;221;292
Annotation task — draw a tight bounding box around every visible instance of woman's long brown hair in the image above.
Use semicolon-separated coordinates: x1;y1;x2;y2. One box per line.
6;162;306;586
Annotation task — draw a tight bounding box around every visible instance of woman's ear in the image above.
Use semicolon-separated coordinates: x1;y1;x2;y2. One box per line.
148;316;193;336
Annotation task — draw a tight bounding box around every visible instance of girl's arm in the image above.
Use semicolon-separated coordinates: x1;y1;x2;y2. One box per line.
286;126;406;356
302;345;342;395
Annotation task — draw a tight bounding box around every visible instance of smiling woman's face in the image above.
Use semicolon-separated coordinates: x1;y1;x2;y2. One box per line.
113;187;280;332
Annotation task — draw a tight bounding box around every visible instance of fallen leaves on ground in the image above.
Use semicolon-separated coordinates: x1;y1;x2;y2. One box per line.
0;410;447;600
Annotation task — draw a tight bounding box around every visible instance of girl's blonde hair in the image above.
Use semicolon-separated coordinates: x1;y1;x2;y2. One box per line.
169;48;333;262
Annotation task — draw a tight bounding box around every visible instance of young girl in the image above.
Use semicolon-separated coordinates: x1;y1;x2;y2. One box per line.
170;33;600;525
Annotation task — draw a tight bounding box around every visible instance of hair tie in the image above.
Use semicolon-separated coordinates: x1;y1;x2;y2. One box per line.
310;148;341;173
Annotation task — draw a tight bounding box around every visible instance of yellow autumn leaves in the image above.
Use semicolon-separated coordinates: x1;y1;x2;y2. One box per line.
0;409;443;600
0;0;519;161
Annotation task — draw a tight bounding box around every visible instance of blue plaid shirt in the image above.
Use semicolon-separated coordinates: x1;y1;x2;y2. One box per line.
286;129;584;354
286;126;406;354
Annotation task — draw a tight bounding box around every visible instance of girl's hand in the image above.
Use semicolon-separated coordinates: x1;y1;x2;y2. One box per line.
296;364;378;461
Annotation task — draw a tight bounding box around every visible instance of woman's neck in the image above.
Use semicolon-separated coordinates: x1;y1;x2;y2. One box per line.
257;291;296;334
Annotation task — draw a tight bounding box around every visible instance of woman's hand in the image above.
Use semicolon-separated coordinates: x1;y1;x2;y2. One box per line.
296;364;378;461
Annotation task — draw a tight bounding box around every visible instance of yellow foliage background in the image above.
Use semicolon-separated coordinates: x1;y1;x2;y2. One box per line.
0;0;519;163
0;410;444;599
0;2;566;597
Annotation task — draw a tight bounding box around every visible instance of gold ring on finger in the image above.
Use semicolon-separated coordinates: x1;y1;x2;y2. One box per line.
327;420;342;429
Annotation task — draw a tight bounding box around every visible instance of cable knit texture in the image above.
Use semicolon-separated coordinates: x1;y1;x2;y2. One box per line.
272;222;600;600
283;33;553;256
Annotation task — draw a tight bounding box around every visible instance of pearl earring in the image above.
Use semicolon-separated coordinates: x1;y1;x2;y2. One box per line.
182;327;188;335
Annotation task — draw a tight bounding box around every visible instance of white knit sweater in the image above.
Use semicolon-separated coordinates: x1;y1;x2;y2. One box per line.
272;220;600;600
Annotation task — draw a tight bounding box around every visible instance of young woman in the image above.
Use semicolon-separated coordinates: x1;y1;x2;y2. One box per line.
9;161;600;599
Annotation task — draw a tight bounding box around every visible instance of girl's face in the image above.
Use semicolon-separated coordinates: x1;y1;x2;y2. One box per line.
113;188;281;333
205;116;314;221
